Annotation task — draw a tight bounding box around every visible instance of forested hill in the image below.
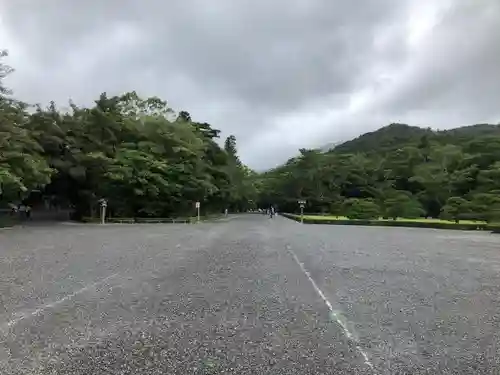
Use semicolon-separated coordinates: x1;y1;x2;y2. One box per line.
258;122;500;221
330;123;432;154
0;51;258;219
330;123;500;155
4;46;500;223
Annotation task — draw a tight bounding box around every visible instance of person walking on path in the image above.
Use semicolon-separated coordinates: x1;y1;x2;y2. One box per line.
269;205;275;218
18;204;26;220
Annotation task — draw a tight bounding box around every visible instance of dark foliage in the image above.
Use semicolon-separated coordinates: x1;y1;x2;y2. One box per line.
0;54;257;218
257;122;500;221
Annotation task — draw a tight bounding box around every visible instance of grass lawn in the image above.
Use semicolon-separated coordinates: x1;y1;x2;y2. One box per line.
293;214;485;225
284;213;495;231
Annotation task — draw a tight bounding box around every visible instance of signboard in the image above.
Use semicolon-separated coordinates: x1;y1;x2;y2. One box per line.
298;200;306;223
98;198;107;225
195;201;200;209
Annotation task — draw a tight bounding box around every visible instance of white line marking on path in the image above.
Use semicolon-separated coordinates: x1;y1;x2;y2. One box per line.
286;245;376;372
2;273;119;332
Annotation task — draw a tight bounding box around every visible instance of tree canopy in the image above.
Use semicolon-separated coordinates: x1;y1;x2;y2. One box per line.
1;53;257;218
257;123;500;222
4;49;500;223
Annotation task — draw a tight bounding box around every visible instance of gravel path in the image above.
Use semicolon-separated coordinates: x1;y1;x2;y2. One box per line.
1;215;500;374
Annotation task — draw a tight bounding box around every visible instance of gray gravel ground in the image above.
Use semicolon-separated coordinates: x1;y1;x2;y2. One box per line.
1;215;500;374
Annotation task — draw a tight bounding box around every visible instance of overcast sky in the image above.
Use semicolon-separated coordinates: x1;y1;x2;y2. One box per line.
1;0;499;169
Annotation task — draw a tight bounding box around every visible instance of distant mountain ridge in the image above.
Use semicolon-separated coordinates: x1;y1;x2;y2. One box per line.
260;121;500;218
322;123;500;155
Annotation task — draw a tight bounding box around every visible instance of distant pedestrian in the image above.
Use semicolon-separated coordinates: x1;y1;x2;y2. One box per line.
9;203;17;216
26;205;32;219
18;204;26;220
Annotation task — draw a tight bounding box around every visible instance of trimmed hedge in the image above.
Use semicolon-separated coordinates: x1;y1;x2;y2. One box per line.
0;216;19;228
81;214;224;224
81;217;193;224
135;217;193;224
281;213;494;231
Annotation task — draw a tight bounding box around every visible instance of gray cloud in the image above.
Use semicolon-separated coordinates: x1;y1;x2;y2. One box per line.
382;1;500;119
1;0;500;169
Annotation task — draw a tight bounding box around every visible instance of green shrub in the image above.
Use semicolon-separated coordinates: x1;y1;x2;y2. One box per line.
469;193;500;223
440;197;471;223
384;191;425;220
281;213;489;231
343;198;380;220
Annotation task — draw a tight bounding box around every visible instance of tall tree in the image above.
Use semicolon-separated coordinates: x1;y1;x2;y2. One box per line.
0;50;13;96
224;135;238;160
256;122;500;221
0;51;52;202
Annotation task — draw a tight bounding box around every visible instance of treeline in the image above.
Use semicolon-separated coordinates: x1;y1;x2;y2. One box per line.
0;51;257;219
257;123;500;223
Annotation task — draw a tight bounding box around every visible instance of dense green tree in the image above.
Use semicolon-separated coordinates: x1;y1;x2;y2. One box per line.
440;197;471;223
469;193;500;223
224;135;238;160
177;111;192;122
343;198;380;220
256;123;500;222
0;50;14;97
0;56;256;218
222;135;255;211
0;52;53;202
384;191;424;220
4;52;500;222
